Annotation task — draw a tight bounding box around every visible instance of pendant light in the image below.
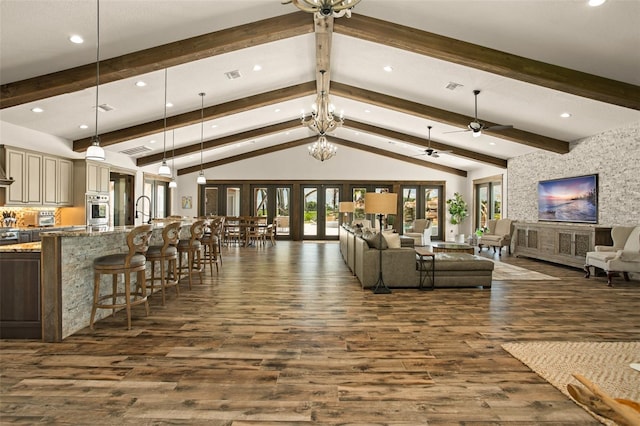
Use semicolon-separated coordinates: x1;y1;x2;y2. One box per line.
196;92;207;185
85;0;105;162
168;129;177;188
157;68;172;176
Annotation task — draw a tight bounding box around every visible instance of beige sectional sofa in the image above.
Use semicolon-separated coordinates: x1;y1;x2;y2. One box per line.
340;226;494;290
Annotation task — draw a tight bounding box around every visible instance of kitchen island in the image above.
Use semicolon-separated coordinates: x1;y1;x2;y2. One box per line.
1;222;193;342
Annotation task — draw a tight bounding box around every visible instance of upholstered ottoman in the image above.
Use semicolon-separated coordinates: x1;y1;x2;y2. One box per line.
417;252;494;289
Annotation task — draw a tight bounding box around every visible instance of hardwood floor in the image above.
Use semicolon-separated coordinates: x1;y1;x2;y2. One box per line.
2;241;639;425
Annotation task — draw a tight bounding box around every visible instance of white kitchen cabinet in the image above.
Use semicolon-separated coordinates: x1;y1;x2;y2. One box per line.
3;147;42;205
43;156;73;206
86;161;110;193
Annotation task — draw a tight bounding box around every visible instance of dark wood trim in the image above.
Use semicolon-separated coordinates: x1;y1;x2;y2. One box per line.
1;12;313;109
40;236;62;343
335;14;640;110
345;120;507;168
74;82;316;152
331;82;570;154
136;119;302;167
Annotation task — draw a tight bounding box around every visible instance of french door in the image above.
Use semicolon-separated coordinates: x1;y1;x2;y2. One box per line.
302;185;340;239
401;185;444;240
251;185;292;238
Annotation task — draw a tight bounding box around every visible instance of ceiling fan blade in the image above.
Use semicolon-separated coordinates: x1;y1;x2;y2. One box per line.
443;129;471;134
485;124;513;131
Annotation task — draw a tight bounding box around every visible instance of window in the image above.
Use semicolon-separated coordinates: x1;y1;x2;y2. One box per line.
474;176;503;230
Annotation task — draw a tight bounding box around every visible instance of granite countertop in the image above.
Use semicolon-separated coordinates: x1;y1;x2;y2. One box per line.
0;241;42;253
41;220;194;238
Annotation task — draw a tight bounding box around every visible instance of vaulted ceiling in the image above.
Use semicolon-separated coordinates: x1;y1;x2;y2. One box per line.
1;1;639;177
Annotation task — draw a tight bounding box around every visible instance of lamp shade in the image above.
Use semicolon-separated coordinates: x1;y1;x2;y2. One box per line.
339;201;354;213
364;192;397;215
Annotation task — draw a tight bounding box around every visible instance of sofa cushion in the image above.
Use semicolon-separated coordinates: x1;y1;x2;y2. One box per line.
362;231;388;250
383;232;401;248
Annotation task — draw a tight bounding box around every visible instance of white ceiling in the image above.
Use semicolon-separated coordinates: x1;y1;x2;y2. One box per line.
1;0;639;175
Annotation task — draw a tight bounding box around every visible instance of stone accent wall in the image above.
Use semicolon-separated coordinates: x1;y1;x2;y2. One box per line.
508;121;640;226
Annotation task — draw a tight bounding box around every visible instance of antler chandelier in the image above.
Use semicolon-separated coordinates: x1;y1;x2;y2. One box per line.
284;0;361;17
308;134;337;162
301;87;343;135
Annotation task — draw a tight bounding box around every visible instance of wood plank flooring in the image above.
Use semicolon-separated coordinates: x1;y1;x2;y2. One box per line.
2;241;640;424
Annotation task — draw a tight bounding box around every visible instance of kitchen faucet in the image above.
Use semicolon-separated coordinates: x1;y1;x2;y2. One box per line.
134;195;153;224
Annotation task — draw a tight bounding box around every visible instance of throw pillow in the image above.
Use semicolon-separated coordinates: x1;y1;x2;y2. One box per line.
362;231;388;250
383;232;401;248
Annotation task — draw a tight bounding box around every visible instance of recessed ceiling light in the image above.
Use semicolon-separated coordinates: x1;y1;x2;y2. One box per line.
383;65;393;72
166;102;173;108
354;132;360;136
135;81;146;87
211;124;218;129
79;124;89;129
560;112;572;118
364;109;371;113
149;139;156;144
253;64;262;71
489;142;496;146
274;108;281;113
31;107;44;113
69;35;84;44
588;0;606;6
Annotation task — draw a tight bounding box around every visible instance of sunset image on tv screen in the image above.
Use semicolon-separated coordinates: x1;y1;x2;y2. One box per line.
538;175;597;223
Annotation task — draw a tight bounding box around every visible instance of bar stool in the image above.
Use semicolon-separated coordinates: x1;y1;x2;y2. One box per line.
145;221;181;305
200;217;221;275
177;219;205;289
90;225;153;330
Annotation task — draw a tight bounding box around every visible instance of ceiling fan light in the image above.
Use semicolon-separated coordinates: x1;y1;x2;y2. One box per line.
158;160;171;177
86;138;105;161
472;130;482;138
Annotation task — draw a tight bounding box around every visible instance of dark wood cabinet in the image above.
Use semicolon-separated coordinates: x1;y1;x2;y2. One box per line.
0;252;41;339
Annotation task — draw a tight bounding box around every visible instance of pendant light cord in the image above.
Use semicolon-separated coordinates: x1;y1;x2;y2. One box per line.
199;92;205;172
94;0;100;142
162;68;168;162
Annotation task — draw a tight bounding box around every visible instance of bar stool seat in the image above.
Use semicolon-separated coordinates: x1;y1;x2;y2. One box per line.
145;221;181;305
90;225;153;330
176;220;205;289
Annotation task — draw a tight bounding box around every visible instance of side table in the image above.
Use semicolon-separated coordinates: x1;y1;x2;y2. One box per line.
415;247;435;290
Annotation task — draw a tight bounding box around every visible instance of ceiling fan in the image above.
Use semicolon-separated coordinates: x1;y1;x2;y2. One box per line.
445;90;513;138
415;126;451;158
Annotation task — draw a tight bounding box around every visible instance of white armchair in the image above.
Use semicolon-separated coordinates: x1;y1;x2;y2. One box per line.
404;219;432;246
585;226;640;286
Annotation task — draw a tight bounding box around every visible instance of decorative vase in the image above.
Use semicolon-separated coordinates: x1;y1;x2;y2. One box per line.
456;233;465;244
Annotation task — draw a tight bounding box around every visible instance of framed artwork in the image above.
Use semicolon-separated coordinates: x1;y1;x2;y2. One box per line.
181;196;193;210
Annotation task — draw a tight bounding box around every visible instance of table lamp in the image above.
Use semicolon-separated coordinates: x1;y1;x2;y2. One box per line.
339;201;354;225
364;192;398;294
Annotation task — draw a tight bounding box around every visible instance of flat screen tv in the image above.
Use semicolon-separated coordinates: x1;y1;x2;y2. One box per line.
538;174;598;223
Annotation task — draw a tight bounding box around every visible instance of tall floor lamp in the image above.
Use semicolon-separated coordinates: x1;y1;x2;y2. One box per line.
364;192;398;294
339;201;354;226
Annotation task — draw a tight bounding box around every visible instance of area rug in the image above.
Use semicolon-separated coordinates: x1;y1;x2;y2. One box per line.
502;341;640;425
491;261;560;281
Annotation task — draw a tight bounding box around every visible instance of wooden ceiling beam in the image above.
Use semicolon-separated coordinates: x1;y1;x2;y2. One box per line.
177;135;466;177
73;81;316;152
178;138;316;176
334;14;640;111
345;120;507;168
0;12;312;109
136;119;302;167
331;82;570;154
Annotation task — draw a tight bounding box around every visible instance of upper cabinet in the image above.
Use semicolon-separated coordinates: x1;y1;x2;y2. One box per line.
43;156;73;206
0;146;73;207
86;161;110;193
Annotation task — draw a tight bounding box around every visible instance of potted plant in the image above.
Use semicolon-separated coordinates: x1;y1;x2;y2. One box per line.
446;192;469;242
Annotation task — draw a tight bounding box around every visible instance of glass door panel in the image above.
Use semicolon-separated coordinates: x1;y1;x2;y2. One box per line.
325;187;340;237
253;187;268;217
275;187;290;237
352;187;366;221
226;187;241;216
403;187;417;232
424;187;440;239
492;183;502;220
204;187;218;216
477;184;489;229
303;187;317;237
